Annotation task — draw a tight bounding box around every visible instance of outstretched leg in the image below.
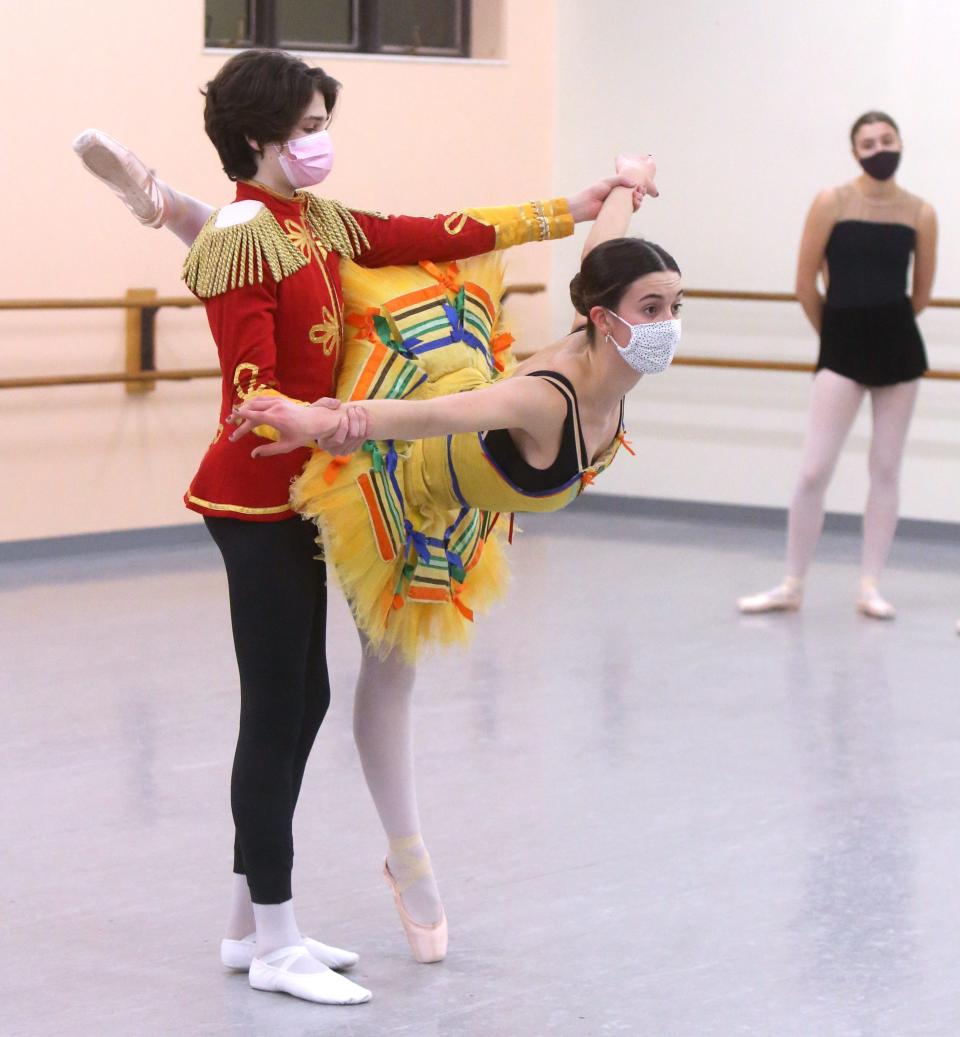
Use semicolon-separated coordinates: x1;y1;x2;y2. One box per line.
739;369;866;613
72;129;211;245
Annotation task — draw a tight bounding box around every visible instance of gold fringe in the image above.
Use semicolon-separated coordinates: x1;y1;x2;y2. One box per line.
182;206;307;299
303;195;371;260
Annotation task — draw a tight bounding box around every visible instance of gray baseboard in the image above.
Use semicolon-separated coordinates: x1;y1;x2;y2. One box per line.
0;523;211;563
562;494;959;543
1;496;956;563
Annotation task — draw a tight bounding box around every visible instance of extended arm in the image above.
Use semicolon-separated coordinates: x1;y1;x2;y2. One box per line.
795;188;838;334
571;154;657;331
912;203;938;315
349;170;646;269
229;376;564;458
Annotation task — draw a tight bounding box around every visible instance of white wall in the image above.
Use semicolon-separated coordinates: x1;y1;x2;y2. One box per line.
552;0;960;522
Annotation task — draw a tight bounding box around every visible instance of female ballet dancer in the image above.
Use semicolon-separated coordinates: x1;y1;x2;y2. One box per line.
738;111;937;620
228;161;678;665
73;48;646;1004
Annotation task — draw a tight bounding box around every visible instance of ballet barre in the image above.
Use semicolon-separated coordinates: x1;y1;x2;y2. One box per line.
0;285;546;393
3;286;960;390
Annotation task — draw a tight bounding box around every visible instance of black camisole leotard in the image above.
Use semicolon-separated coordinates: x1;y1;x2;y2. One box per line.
817;183;927;387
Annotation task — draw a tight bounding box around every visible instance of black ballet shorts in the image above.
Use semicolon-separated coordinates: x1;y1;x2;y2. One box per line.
817;297;927;387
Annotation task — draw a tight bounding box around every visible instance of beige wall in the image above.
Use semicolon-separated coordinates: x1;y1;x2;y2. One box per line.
552;0;960;524
1;0;557;540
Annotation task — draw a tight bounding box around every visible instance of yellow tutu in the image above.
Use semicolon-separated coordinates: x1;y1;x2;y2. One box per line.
291;254;518;661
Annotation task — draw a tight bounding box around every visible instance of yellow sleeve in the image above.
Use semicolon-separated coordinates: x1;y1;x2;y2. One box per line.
453;198;574;251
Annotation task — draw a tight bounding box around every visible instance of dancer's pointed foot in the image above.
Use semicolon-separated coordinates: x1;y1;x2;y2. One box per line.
384;836;447;963
221;932;359;972
737;577;803;614
856;579;896;620
248;945;371;1004
72;128;169;227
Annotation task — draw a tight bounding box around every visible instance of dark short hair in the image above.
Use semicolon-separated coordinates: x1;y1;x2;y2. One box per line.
570;237;681;337
203;49;341;181
850;110;900;146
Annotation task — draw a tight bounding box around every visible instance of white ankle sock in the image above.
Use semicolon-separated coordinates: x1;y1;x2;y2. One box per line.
225;873;255;941
253;901;325;974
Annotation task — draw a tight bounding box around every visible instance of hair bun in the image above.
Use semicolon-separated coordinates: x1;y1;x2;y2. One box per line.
569;273;588;316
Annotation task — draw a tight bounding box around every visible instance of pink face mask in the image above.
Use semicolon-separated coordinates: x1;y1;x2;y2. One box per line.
274;129;334;189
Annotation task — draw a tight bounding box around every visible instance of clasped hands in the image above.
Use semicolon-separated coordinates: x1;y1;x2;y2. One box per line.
228;397;370;458
567;153;659;221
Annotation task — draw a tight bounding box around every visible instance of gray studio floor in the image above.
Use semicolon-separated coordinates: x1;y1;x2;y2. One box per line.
3;502;960;1037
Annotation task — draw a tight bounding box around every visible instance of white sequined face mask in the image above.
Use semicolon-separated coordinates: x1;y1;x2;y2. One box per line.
606;310;680;374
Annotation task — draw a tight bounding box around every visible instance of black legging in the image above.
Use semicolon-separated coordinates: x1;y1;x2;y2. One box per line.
205;516;331;904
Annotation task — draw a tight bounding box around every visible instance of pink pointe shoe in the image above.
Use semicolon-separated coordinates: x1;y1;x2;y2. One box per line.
383;859;448;964
737;577;803;614
856;580;896;621
71;128;168;227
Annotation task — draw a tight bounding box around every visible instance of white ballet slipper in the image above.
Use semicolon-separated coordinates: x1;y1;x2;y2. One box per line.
71;128;168;227
737;577;803;614
248;945;371;1005
220;932;359;972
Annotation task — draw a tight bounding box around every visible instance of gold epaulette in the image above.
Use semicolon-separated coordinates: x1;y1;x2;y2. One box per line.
182;206;308;299
301;195;372;259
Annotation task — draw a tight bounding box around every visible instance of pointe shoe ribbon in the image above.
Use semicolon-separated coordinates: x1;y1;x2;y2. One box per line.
220;932;359;972
72;128;168;227
248;945;371;1005
383;842;448;964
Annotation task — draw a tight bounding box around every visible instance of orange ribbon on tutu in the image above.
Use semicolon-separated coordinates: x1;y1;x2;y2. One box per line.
418;260;461;294
345;308;380;343
323;454;352;485
450;583;474;622
490;332;515;372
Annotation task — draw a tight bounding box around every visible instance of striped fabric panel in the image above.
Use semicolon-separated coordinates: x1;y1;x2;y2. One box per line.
445;506;498;580
451;509;481;567
407;537;453;604
343;341;426;402
385;286;453;352
462;283;496;346
357;469;405;562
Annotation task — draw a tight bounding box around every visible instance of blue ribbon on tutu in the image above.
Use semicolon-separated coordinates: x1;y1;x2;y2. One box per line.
403;520;431;564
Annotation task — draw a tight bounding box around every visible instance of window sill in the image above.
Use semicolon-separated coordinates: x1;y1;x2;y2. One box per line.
202;47;507;67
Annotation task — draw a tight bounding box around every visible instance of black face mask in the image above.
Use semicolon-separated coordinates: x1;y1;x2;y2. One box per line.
859;149;901;181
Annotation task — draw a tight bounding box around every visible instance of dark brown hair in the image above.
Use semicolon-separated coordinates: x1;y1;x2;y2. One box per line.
570;237;681;338
849;110;900;146
203;49;341;181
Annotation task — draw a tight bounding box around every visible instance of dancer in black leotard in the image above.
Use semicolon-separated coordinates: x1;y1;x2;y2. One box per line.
738;110;937;620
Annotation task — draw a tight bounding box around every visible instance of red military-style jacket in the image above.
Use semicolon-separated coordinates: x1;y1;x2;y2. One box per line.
183;180;573;521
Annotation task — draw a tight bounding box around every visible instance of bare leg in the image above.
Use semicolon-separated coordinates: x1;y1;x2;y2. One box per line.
856;379;920;617
739;370;866;612
353;633;444;927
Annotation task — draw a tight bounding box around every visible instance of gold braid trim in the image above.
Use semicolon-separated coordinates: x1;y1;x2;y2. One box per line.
302;195;371;259
182;207;308;299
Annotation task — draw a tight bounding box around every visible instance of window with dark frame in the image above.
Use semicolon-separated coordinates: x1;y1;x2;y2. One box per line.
205;0;472;58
